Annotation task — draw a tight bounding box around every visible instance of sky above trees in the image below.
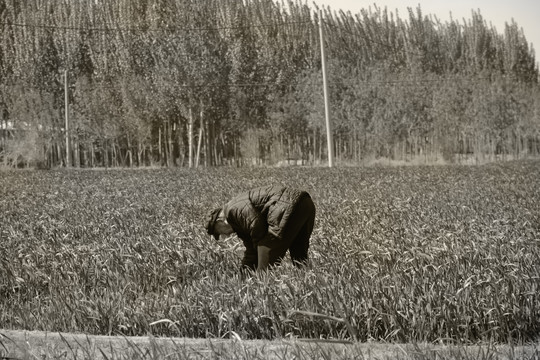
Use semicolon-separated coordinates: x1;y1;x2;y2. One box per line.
311;0;539;58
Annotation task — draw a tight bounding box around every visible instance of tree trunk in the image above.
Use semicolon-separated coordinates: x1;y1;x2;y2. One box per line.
195;126;203;168
112;140;118;167
167;121;173;167
137;141;142;167
89;142;93;167
177;122;184;167
103;141;108;168
195;106;204;168
158;126;162;165
212;122;218;166
188;107;194;168
205;120;211;167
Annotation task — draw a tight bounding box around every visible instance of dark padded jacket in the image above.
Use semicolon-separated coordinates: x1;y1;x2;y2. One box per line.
223;185;310;245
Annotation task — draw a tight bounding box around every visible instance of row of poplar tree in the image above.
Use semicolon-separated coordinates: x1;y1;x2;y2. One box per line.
0;0;539;167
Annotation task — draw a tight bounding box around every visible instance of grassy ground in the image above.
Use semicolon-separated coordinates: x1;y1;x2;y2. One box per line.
1;162;539;349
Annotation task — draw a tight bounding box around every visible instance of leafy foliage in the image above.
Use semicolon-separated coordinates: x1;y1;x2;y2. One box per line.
0;1;539;167
1;162;540;343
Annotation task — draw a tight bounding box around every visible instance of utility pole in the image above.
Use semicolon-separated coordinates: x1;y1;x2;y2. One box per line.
319;10;334;167
64;69;70;167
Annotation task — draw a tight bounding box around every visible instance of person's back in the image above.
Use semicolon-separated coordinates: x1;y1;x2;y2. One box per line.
205;186;316;271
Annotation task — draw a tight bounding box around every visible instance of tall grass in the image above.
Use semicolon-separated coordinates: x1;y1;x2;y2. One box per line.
1;162;539;344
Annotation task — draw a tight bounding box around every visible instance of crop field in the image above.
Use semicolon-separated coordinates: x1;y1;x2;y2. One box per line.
1;162;540;349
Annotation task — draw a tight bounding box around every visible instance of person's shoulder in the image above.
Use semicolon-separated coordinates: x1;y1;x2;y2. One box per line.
225;191;251;210
251;185;287;195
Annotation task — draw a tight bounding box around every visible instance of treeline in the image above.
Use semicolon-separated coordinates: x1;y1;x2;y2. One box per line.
0;0;538;167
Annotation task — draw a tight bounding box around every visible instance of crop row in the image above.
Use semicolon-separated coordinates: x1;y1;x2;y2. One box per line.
1;162;539;343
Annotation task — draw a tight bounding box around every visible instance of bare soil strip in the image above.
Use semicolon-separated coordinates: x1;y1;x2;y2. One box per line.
1;329;538;360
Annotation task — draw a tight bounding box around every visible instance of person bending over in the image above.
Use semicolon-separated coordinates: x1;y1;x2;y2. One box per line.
205;185;316;271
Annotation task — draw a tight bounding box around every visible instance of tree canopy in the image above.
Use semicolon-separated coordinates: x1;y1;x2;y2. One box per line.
0;0;538;167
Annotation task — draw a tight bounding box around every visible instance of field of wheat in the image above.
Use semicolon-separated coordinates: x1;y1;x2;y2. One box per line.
1;162;539;346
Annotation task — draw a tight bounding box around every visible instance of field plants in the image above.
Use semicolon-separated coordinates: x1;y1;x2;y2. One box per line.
1;162;539;345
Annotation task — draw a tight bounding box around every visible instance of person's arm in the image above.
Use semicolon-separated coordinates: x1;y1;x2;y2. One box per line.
257;241;273;271
241;238;258;271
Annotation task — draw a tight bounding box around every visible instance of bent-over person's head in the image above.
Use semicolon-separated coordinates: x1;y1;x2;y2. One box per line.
205;207;234;240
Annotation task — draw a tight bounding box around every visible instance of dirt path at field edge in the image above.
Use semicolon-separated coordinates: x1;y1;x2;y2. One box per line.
1;329;538;360
0;329;374;359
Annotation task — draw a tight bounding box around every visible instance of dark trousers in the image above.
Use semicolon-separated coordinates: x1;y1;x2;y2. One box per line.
242;196;316;271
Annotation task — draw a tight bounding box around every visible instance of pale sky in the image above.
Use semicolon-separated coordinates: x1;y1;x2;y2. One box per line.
310;0;539;60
